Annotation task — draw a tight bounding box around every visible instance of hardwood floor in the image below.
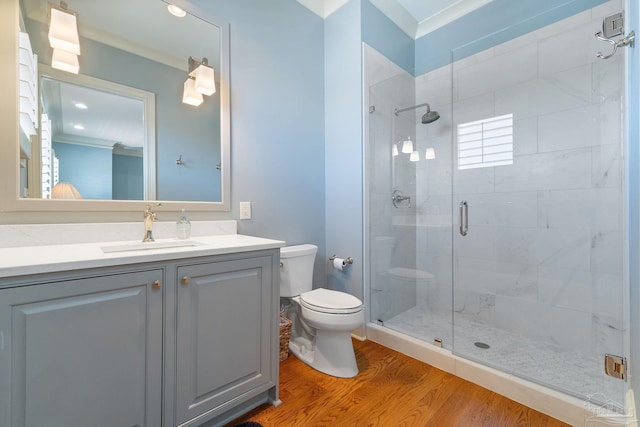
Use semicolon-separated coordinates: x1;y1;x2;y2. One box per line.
227;339;571;427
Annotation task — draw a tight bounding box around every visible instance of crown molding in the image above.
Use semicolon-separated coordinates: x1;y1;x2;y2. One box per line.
296;0;350;18
414;0;494;39
365;0;494;39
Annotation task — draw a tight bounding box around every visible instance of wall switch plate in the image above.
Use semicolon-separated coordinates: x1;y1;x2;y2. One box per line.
239;202;252;220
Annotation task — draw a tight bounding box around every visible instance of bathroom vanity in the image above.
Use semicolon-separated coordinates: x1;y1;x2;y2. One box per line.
0;222;284;427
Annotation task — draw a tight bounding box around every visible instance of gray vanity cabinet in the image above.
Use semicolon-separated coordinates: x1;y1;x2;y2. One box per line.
0;269;164;427
175;255;276;426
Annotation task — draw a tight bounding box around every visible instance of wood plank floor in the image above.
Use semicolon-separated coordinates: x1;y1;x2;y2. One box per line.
226;339;571;427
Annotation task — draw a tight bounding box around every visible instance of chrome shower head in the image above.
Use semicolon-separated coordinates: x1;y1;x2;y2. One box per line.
421;105;440;124
395;102;440;124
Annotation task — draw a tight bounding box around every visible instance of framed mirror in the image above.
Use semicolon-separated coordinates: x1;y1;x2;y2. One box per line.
3;0;230;212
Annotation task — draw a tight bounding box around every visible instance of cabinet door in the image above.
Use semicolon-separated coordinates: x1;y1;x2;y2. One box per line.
176;256;274;425
0;270;163;427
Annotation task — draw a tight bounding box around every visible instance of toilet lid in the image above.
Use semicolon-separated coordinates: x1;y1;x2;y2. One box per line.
300;288;363;314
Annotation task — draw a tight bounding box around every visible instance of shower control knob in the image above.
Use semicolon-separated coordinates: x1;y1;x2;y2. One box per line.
181;276;190;286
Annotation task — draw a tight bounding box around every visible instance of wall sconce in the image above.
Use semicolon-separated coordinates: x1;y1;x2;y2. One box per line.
182;56;216;106
51;182;83;199
48;2;81;74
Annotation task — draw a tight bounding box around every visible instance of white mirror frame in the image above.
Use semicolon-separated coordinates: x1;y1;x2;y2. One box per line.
0;0;231;213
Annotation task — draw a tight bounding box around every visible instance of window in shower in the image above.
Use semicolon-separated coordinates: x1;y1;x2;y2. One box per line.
457;113;513;170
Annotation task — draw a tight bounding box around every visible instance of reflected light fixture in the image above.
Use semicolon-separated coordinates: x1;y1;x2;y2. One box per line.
410;151;420;162
51;182;83;199
189;56;216;96
392;143;399;157
401;137;413;153
182;78;203;106
167;4;187;17
425;147;436;160
182;56;216;106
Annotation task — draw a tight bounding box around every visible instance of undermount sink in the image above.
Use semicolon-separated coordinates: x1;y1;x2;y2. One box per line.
101;240;203;253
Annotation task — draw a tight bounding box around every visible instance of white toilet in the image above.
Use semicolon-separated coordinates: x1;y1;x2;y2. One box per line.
280;244;363;378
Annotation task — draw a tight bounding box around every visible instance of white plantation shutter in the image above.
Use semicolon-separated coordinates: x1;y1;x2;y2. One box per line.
457;114;513;170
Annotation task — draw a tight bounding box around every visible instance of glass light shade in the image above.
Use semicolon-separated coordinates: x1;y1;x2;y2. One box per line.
194;64;216;96
401;137;413;153
182;78;203;106
392;143;399;157
410;151;420;162
51;182;82;199
48;7;80;55
425;147;436;160
51;49;79;74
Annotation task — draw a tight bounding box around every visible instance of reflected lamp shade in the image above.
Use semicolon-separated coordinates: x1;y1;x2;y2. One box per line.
425;147;436;160
51;182;82;199
401;137;413;153
51;48;79;74
182;78;203;106
392;143;399;157
410;151;420;162
194;64;216;96
48;7;80;55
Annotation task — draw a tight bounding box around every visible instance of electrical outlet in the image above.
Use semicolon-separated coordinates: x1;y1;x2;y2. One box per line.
239;202;252;220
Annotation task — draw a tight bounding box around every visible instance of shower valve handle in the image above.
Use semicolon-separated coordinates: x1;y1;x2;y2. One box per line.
392;190;411;208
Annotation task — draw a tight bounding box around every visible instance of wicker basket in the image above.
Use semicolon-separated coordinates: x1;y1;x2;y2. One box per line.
279;316;293;362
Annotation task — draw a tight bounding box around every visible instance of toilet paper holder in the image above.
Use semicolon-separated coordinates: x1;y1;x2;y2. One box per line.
329;255;354;265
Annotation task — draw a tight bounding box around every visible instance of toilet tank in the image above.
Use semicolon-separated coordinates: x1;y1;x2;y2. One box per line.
280;244;318;297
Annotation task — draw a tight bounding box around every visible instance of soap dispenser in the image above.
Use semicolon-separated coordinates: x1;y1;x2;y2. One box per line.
176;209;191;239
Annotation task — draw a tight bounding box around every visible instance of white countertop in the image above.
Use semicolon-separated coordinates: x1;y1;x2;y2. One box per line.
0;233;285;279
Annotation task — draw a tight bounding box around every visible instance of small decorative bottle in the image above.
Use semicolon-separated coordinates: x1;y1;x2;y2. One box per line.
176;209;191;239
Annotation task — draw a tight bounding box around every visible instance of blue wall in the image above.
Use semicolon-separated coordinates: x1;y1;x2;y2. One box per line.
414;0;608;75
324;0;364;302
193;0;327;284
113;153;143;200
53;142;112;200
361;0;414;74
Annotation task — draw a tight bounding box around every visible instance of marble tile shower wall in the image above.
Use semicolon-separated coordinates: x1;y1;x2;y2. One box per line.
414;0;625;355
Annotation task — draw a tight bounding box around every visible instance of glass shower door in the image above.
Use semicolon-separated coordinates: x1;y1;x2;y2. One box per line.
450;8;627;408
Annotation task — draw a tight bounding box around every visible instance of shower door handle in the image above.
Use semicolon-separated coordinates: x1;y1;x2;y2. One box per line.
459;201;468;236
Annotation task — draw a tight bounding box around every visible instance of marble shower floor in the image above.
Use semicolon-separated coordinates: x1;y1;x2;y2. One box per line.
383;306;625;410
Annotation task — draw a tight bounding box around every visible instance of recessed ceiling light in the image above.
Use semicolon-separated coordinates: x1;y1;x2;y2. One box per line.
167;4;186;17
73;124;84;130
74;102;88;109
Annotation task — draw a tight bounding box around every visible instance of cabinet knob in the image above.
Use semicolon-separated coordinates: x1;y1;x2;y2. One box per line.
152;280;161;290
181;276;190;286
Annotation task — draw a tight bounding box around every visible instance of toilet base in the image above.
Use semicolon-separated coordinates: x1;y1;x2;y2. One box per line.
289;330;358;378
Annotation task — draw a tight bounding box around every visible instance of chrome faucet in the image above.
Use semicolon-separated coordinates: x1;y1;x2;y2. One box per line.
143;204;160;242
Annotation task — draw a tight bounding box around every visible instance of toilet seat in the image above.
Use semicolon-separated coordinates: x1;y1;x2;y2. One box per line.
300;288;362;314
